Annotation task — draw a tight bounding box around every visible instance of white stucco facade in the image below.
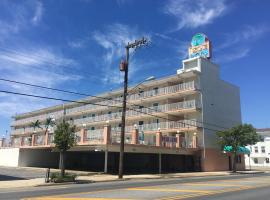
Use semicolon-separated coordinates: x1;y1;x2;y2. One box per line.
245;129;270;168
0;148;20;167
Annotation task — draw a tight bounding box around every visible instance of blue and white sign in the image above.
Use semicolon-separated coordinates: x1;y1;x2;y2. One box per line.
189;33;211;59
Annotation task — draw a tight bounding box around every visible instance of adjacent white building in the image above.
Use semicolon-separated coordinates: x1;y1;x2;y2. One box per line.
245;129;270;168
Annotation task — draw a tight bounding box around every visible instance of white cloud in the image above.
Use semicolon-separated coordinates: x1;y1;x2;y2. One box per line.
92;23;150;84
0;47;81;117
32;1;43;25
217;25;270;50
217;48;250;63
163;0;227;30
1;48;76;67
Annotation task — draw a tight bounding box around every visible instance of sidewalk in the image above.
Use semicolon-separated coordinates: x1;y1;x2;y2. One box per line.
0;171;266;189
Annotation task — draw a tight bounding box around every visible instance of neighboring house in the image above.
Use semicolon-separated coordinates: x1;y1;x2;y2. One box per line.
245;129;270;168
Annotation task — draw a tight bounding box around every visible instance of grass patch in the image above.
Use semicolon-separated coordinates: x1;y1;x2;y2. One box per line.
50;172;77;183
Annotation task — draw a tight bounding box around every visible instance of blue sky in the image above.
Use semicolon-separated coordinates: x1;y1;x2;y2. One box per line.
0;0;269;137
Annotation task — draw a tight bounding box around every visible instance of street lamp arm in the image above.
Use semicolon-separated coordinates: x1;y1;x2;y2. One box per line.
127;76;155;95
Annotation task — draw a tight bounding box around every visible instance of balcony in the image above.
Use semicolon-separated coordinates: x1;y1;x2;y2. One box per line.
12;81;197;127
73;100;199;126
65;81;197;116
12;110;64;127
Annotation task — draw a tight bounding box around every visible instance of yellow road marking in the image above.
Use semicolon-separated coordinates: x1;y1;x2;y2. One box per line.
183;183;248;187
127;187;213;194
23;198;134;200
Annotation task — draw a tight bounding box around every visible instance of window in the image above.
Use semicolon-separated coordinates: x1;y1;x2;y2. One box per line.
83;116;87;118
261;146;266;153
254;158;258;164
266;158;269;164
139;121;144;126
254;146;258;153
91;113;95;118
90;127;95;130
139;106;144;109
139;90;144;97
153;103;159;111
153;87;159;95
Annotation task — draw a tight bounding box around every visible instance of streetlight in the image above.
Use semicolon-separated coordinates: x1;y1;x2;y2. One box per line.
127;76;155;95
118;37;149;179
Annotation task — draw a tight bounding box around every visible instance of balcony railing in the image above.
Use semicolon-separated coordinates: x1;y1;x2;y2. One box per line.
84;129;104;143
12;81;197;127
65;81;197;116
34;135;45;146
73;100;199;126
12;110;64;126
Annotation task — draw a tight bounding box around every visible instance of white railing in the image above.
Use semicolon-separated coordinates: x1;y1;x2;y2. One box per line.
12;81;197;127
12;110;64;126
73;100;198;126
138;119;199;132
22;137;31;146
12;125;47;135
34;135;45;146
84;129;104;143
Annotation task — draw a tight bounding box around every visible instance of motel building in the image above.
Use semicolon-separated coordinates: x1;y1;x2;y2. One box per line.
0;33;245;173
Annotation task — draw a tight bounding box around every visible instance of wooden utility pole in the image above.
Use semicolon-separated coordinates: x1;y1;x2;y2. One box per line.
118;37;148;179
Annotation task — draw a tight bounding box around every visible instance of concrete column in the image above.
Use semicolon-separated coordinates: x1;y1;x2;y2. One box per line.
31;134;35;146
45;132;49;146
80;128;86;144
20;137;24;146
192;135;198;148
0;138;5;147
159;153;162;174
176;134;182;148
131;128;139;145
156;130;162;147
104;149;108;173
103;125;111;144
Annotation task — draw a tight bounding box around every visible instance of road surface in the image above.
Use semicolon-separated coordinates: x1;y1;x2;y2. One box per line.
0;173;269;200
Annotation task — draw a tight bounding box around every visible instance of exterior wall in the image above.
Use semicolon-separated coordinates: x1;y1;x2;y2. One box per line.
201;148;245;171
199;58;241;148
0;148;20;167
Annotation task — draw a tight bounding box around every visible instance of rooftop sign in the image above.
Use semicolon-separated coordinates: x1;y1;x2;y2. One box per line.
188;33;211;59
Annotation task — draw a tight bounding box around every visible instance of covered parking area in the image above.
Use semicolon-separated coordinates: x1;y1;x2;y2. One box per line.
18;145;200;174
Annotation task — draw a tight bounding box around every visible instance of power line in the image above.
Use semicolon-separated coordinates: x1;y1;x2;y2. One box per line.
0;89;224;133
0;77;231;130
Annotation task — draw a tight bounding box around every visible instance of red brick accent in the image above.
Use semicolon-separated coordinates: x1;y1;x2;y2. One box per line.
103;125;111;144
176;134;182;148
80;129;86;144
156;130;162;147
131;128;139;145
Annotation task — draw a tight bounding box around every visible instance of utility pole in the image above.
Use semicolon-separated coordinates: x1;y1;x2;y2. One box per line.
118;37;148;179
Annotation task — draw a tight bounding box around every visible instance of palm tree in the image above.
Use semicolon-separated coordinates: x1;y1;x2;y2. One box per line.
53;120;76;178
30;120;42;131
30;120;42;145
44;117;55;144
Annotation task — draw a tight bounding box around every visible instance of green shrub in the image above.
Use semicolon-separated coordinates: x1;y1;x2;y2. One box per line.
49;172;77;183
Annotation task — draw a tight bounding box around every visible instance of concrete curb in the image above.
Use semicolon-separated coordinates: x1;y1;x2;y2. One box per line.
35;171;266;187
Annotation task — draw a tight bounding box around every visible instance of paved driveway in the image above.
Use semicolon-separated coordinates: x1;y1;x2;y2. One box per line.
0;167;45;181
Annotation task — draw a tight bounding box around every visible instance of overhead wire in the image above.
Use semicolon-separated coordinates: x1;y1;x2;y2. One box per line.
0;89;225;133
0;77;230;130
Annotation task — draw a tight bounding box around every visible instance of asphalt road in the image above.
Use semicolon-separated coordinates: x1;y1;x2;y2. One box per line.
0;173;270;200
